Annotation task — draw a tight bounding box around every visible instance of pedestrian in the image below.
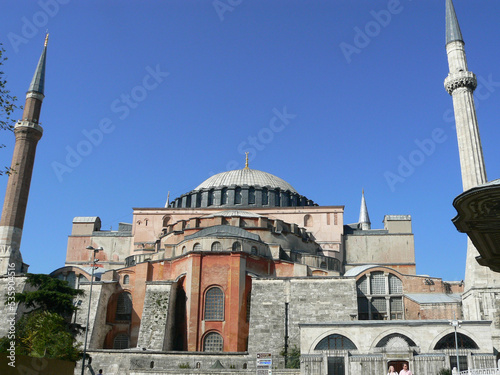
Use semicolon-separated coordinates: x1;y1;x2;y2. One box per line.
388;365;398;375
399;363;413;375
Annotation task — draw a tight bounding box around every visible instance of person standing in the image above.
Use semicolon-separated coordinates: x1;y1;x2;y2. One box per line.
399;363;413;375
388;365;398;375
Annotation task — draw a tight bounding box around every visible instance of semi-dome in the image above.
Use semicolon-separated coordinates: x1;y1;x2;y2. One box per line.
194;168;297;193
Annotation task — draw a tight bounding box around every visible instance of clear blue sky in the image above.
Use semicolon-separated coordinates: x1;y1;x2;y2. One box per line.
1;1;500;281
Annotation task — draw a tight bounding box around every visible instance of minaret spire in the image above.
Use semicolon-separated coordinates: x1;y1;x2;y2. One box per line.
358;189;371;231
444;1;494;296
446;0;463;45
0;36;48;274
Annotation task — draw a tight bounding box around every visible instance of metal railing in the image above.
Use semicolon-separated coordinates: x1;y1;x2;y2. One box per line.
458;369;500;375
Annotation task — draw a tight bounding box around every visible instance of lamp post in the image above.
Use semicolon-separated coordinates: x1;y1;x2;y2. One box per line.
450;313;462;374
80;246;102;375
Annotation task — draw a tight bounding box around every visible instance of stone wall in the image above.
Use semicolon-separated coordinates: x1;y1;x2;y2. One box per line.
76;350;300;375
247;277;357;366
0;275;28;337
137;281;174;350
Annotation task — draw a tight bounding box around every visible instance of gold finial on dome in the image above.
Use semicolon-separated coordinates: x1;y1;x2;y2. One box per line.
244;152;249;169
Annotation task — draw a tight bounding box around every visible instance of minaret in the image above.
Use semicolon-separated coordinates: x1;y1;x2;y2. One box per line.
444;1;499;302
358;189;371;230
0;35;48;275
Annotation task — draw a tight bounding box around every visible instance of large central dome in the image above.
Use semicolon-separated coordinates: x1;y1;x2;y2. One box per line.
194;168;297;193
169;167;315;208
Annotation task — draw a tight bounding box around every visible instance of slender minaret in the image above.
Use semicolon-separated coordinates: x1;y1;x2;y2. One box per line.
0;35;48;275
444;0;500;326
358;189;371;230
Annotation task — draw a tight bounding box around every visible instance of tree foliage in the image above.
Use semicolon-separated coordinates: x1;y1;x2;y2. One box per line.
0;42;21;175
0;274;85;362
14;273;84;317
0;310;81;361
281;345;301;369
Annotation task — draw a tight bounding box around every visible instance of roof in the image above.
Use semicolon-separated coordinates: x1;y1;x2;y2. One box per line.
193;168;297;193
203;210;262;218
184;225;261;242
405;293;462;304
343;265;382;277
73;216;100;223
28;36;48;95
446;0;463;45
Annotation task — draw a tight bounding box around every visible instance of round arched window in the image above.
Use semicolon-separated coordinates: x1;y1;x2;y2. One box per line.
193;243;202;251
211;242;222;251
232;241;241;251
203;332;223;352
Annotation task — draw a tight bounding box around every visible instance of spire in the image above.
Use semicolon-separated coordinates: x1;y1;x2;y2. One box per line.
28;33;48;95
358;189;371;230
446;0;463;45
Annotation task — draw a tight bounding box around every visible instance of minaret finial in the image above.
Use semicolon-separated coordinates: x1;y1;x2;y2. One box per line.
446;0;463;45
244;152;249;169
44;32;49;47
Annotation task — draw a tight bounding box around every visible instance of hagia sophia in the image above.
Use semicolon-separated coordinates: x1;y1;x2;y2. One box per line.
1;1;500;374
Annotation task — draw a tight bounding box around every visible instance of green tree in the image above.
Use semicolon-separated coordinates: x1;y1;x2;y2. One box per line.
281;345;301;369
0;42;21;175
1;310;81;361
14;273;84;316
0;273;84;361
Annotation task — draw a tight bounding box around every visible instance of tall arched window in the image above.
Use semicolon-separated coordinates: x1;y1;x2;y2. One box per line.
182;246;187;254
204;287;224;320
196;192;202;208
113;334;129;349
203;332;223;352
211;241;222;251
162;215;170;227
275;189;281;206
232;241;241;251
116;292;132;321
193;243;202;251
221;188;228;205
357;272;403;320
123;275;130;285
314;334;357;350
262;188;268;205
248;187;255;204
235;187;242;204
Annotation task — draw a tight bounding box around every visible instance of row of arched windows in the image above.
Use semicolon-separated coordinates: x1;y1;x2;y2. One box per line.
314;333;478;351
182;241;247;253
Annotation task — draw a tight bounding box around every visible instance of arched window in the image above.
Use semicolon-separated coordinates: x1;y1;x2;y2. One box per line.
304;214;313;227
262;188;268;205
123;275;130;285
196;192;202;208
162;215;170;227
232;241;241;251
248;187;255;204
389;274;403;294
221;188;228;205
357;272;403;320
204;287;224;320
113;334;129;349
314;334;357;350
186;195;191;207
434;333;479;350
208;189;214;206
250;246;258;255
211;241;222;251
116;292;132;321
193;243;201;251
203;332;223;352
182;246;187;254
235;187;242;204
